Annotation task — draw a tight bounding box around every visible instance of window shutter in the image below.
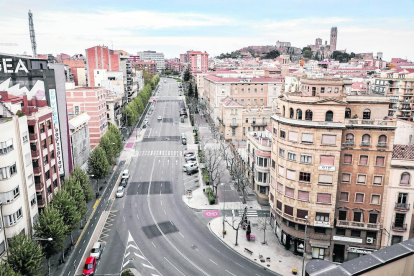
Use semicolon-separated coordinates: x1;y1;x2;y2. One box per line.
297;209;308;219
289;131;298;142
277;183;283;193
286;170;296;181
357;175;366;183
298;190;309;201
373;176;382;185
321;135;336;145
285;187;294;198
360;156;368;165
401;173;410;184
340;192;348;201
320;155;335;165
356;193;364;202
376;156;385;166
318;174;333;184
317;193;331;203
342;173;351;182
284;205;293;216
344;154;352;163
379;135;387;143
302;133;314;143
278;165;284;176
371;195;380;204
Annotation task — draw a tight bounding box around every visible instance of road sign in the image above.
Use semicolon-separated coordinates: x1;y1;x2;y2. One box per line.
204;210;220;218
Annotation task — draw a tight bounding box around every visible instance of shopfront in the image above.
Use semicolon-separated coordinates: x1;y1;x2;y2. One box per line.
347;246;375;260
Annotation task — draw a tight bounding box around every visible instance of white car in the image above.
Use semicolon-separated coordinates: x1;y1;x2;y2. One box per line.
122;170;130;180
158;116;162;121
116;187;125;198
90;242;102;259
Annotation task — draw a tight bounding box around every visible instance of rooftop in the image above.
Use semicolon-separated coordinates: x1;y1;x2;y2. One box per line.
392;144;414;160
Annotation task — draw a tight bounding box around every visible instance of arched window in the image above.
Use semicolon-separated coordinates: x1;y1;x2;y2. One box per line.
345;133;354;145
363;109;371;119
362;134;371;146
289;108;294;118
282;106;286;117
296;109;303;120
325;111;334;122
345;108;351;119
378;135;387;146
400;172;411;185
305;110;313;121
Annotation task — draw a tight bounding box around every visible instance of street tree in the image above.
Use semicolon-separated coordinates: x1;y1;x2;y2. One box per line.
108;124;123;153
0;262;21;276
188;82;194;97
230;158;251;204
64;176;87;223
34;205;67;272
183;69;190;82
88;146;109;195
71;167;93;203
99;135;116;165
194;85;198;101
226;207;247;246
203;144;225;196
7;233;43;276
257;213;270;245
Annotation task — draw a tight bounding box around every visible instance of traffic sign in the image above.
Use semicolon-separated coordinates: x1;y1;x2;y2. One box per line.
204;210;220;218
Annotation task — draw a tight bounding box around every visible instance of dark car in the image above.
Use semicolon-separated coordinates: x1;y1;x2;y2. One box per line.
183;151;194;157
182;138;187;145
120;178;127;187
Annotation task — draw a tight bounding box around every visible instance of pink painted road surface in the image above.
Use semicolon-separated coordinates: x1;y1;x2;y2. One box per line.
125;143;134;149
204;210;220;218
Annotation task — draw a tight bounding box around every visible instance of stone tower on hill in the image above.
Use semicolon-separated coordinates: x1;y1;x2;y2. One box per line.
330;27;338;51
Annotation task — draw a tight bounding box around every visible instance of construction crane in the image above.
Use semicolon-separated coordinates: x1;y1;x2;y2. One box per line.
28;10;37;58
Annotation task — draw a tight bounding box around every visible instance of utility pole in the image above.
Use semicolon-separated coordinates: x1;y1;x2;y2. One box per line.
28;10;37;58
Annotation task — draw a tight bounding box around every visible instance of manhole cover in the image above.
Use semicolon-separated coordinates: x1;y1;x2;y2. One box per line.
191;245;198;250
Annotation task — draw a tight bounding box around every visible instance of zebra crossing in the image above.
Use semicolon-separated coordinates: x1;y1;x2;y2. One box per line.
137;150;182;156
236;209;258;217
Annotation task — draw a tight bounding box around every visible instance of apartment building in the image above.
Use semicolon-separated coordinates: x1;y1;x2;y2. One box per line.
106;93;123;127
136;51;165;72
269;76;395;263
69;112;91;170
131;60;156;76
0;102;38;257
85;46;120;87
187;50;209;75
63;60;87;86
66;87;108;148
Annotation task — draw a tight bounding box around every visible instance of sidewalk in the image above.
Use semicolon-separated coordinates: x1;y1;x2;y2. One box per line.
209;217;304;276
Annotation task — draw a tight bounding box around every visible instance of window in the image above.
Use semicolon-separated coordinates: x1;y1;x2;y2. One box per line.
22;132;28;144
247;99;251;105
321;87;325;93
282;106;285;117
305;110;313;121
400;172;411;185
0;163;17;180
289;108;294;118
301;133;313;143
351;230;361;237
345;133;354;145
288;131;298;142
345;108;351;119
342;173;351;183
367;231;377;240
357;174;366;184
373;176;383;186
241;88;245;93
362;134;371;146
248;88;251;93
277;183;283;193
299;172;311;182
300;154;312;164
254;99;257;105
245;118;249;123
318;174;333;185
378;135;387;146
340;192;349;202
241;99;244;105
25;153;31;166
297;209;308;219
353;212;362;222
259;186;267;195
296;109;302;120
276;200;282;210
271;159;275;169
260;99;264;105
270;193;274;203
320;155;334;166
376;156;385;166
279;148;285;158
284;205;293;216
280;130;286;139
363;109;371;119
286;170;296;181
254;88;258;93
4;208;23;227
287;152;296;162
355;193;365;203
317;193;331;203
298;191;309;201
321;134;336;145
285;187;294;198
327;87;332;93
316;213;329;222
369;213;378;224
336;228;346;235
314;227;326;234
0;139;14;155
371;194;381;205
334;87;339;93
344;154;352;164
338;211;347;220
325;111;333;122
391;236;403;245
278;165;284;177
359;155;368;165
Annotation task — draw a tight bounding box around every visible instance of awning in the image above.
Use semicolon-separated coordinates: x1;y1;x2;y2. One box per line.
310;240;331;249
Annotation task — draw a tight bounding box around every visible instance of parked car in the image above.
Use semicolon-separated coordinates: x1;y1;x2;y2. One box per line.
116;187;125;198
181;138;187;145
82;257;97;276
158;116;162;121
183;162;197;172
185;156;196;162
122;170;130;180
90;242;102;260
120;178;127;188
187;167;199;175
183;151;194;157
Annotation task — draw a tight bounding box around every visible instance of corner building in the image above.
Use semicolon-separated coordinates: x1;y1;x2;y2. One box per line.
269;77;395;262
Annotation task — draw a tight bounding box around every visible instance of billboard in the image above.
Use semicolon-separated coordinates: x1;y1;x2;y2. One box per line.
49;89;64;175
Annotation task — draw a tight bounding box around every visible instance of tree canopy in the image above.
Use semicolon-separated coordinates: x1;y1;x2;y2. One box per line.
263;50;280;59
87;146;109;181
7;233;43;276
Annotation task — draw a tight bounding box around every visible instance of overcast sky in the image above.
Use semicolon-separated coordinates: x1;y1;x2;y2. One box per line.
0;0;413;60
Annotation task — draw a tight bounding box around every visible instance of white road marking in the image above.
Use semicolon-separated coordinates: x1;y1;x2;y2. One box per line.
136;214;140;220
209;259;218;265
164;257;186;276
208;244;220;253
142;263;156;270
179;232;184;238
164;209;167;215
225;270;236;276
152;242;156;248
161;200;162;205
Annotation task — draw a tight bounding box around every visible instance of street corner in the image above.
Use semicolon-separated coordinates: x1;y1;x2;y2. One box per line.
181;186;219;210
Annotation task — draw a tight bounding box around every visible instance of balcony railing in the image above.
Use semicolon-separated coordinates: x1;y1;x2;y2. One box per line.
395;202;410;211
345;119;396;127
29;133;37;141
35;182;44;192
343;141;354;146
336;220;381;230
377;142;387;147
392;223;407;232
33;167;42;175
230;122;238;128
31;150;40;158
399;107;411;110
361;141;371;146
37;199;46;207
252;121;267;127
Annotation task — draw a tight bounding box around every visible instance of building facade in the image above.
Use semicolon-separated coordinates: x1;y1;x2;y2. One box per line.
85;46;120;87
63;60;87;86
69;112;91;170
136;51;165;73
187;50;209;75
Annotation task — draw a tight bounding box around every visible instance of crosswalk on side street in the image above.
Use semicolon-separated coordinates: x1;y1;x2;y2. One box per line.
137;150;183;156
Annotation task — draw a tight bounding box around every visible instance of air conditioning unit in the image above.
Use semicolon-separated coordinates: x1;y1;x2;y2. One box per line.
366;237;374;244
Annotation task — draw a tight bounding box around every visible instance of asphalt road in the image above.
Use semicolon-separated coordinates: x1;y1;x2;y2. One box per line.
95;78;277;276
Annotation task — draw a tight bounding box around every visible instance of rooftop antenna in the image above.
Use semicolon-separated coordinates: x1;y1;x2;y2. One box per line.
28;10;37;58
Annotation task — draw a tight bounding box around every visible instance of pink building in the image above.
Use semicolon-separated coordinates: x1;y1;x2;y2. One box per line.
180;53;188;63
85;46;120;87
66;87;108;149
187;50;209;75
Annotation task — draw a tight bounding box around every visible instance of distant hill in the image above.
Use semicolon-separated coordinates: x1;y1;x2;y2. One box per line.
217;45;279;59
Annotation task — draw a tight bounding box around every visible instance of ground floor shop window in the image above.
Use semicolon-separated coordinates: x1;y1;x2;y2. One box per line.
312;247;324;259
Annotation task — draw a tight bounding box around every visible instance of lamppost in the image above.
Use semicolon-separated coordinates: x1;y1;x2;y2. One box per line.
302;216;308;276
33;237;53;275
0;202;8;257
221;183;226;238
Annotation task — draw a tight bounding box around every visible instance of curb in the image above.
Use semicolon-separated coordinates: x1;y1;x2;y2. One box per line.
207;222;282;276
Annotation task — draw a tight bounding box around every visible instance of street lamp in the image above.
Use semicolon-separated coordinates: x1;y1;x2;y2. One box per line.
302;215;308;276
33;237;53;275
89;174;99;196
221;183;226;238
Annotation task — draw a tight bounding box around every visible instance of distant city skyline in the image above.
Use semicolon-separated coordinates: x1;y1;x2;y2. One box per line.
0;0;413;60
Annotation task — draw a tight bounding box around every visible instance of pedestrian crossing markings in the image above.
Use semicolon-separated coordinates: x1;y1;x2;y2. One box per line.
137;150;183;156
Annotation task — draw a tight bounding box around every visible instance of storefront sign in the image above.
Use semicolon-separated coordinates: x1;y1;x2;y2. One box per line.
314;221;331;228
318;165;335;172
333;236;362;244
49;89;64;175
0;58;29;73
347;247;374;254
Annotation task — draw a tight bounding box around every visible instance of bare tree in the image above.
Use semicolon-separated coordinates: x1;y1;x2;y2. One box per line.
203;144;225;196
226;207;247;246
257;213;270;245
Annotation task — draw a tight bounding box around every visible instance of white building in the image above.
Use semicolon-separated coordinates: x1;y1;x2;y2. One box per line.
136;51;165;72
0;102;38;258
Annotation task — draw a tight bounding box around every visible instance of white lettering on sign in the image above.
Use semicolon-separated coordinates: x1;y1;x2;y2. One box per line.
0;58;29;73
49;89;65;175
318;165;335;172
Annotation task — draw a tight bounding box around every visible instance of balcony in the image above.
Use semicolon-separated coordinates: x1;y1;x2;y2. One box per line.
35;182;44;192
377;142;387;147
343;141;354;146
37;199;46;207
395;202;410;212
230;122;238;128
361;141;371;146
399;106;411;111
336;220;381;230
33;167;42;175
345;119;396;128
392;223;407;232
252;121;267;127
29;133;37;141
31;150;40;158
